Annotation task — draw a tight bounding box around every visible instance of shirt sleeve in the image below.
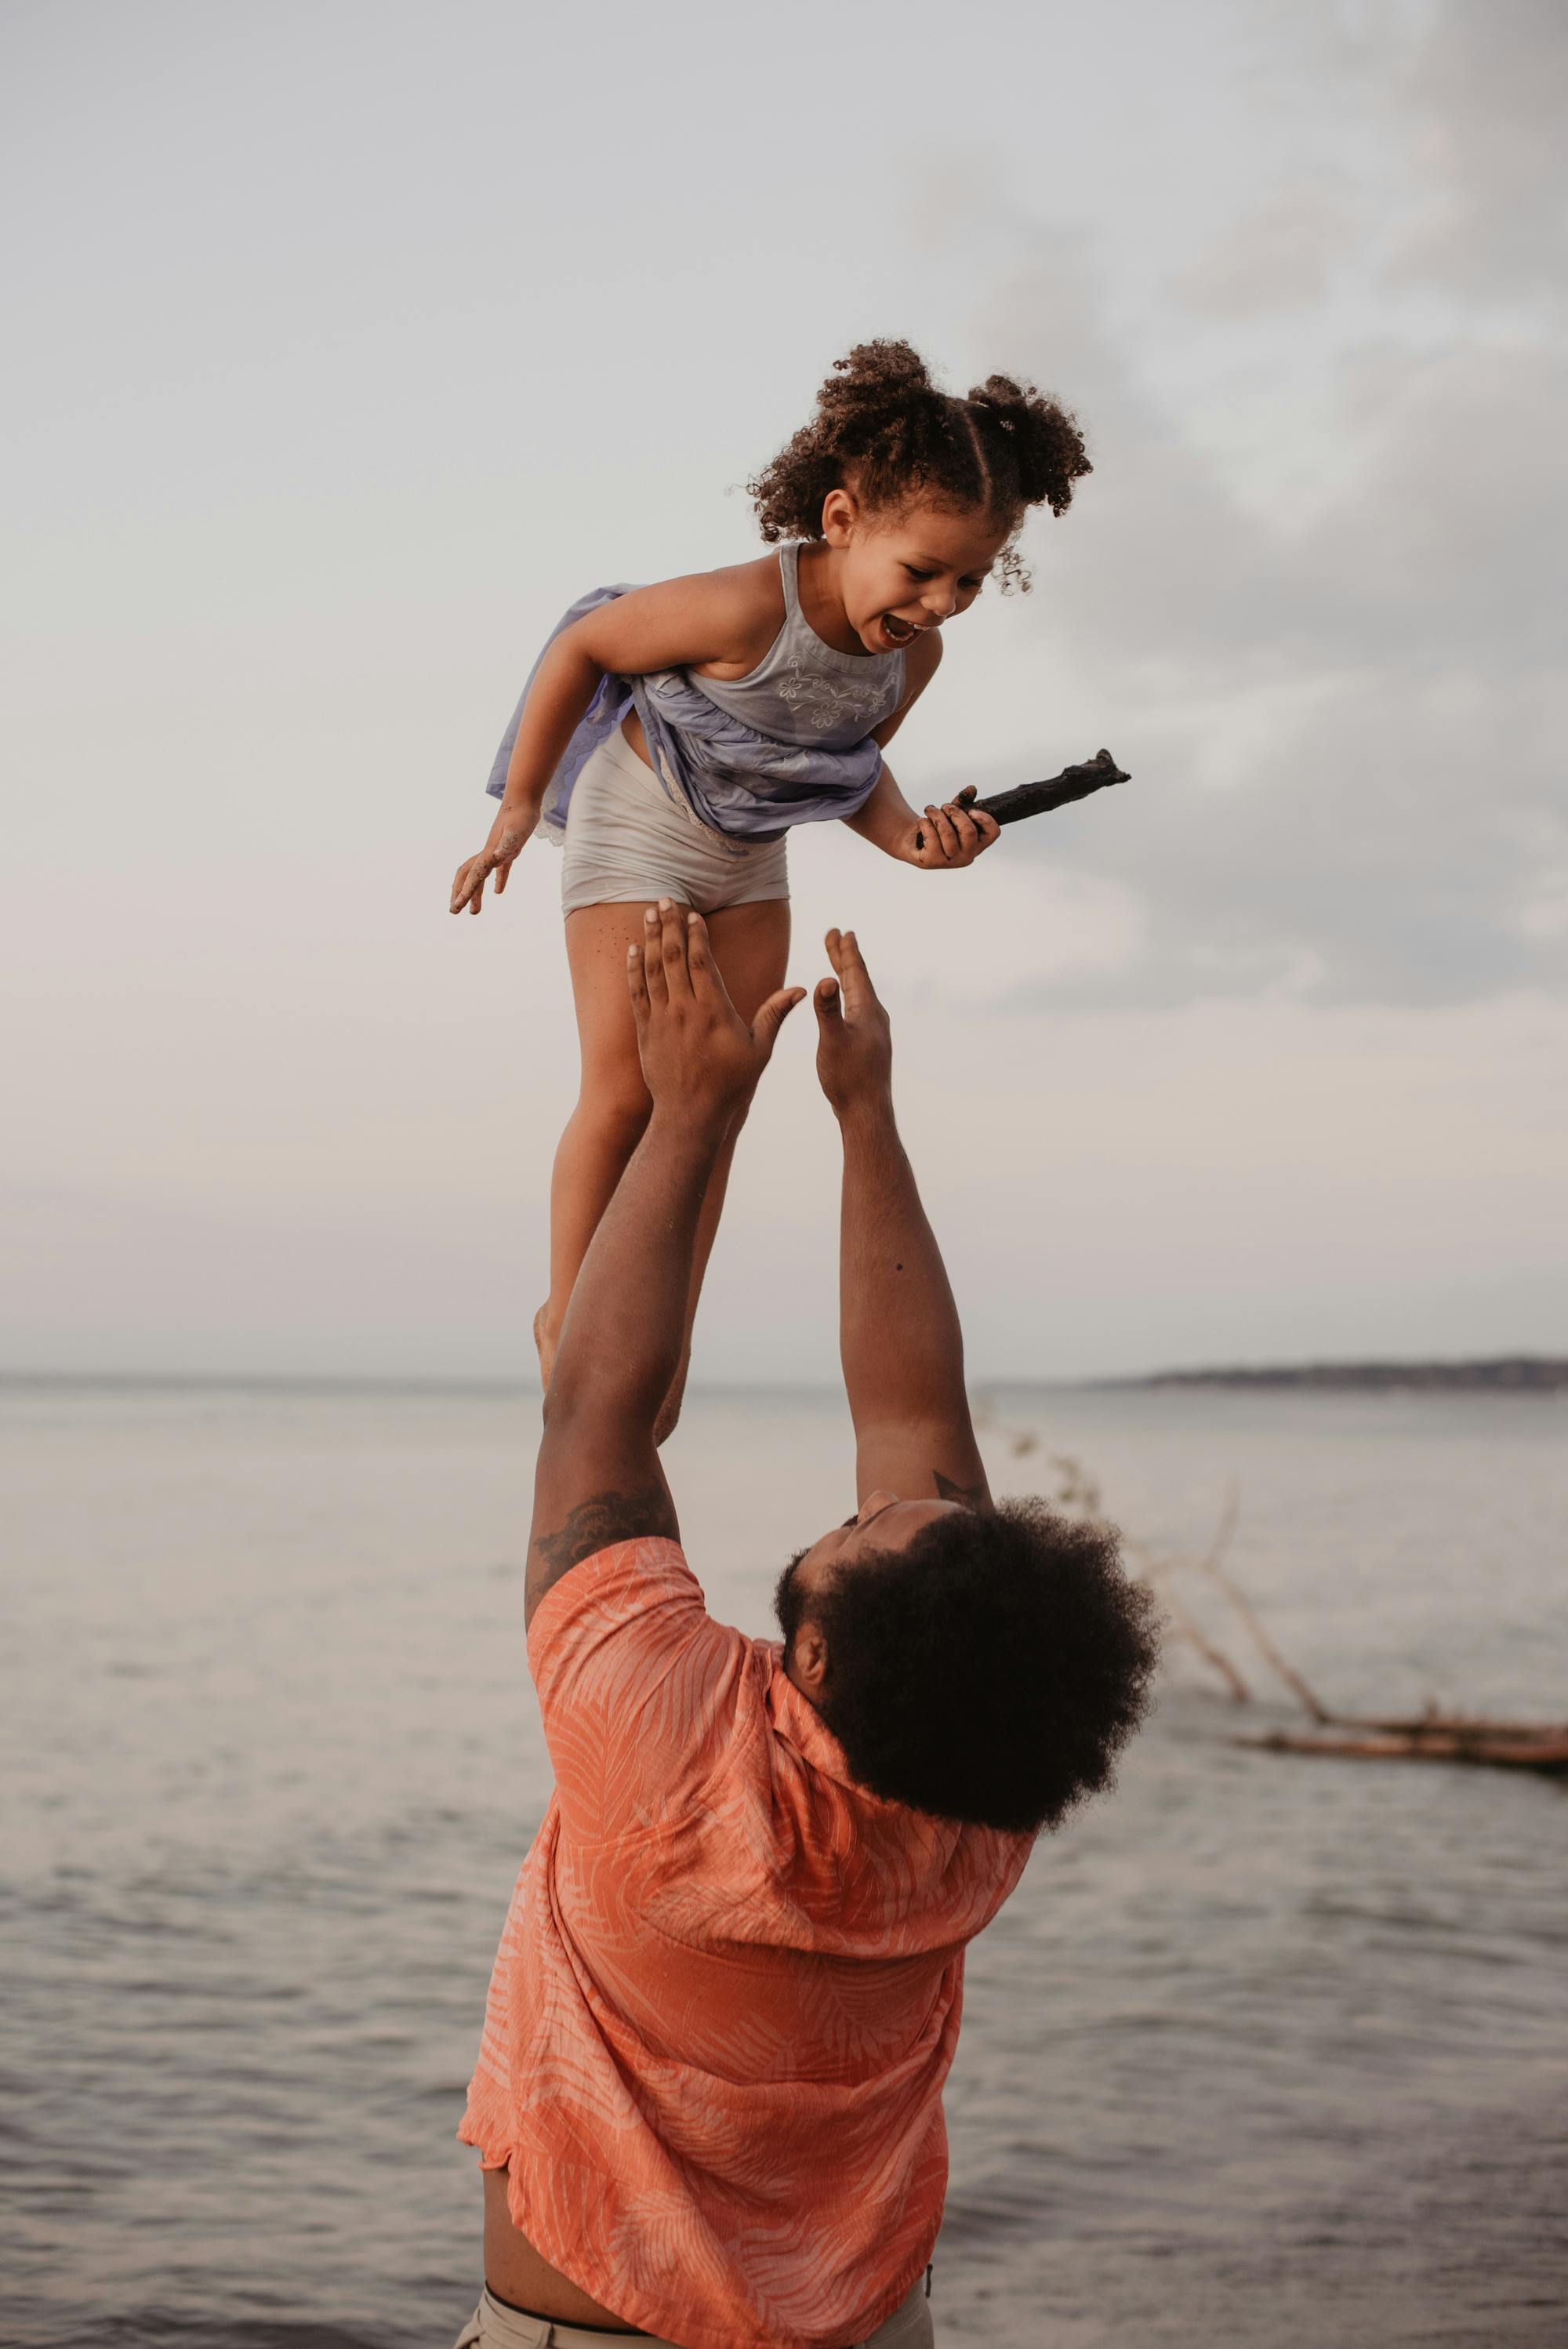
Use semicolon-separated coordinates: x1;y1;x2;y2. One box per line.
525;1537;753;1846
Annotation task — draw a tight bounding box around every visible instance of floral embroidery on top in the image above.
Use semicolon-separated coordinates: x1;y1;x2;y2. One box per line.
776;666;890;734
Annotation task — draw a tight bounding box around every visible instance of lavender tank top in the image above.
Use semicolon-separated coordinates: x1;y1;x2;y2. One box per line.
691;542;905;746
486;544;906;844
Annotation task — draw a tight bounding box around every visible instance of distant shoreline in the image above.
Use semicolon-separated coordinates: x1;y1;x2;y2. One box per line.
1117;1356;1568;1396
3;1360;1565;1399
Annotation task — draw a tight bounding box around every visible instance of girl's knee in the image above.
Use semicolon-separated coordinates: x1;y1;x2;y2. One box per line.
579;1076;652;1150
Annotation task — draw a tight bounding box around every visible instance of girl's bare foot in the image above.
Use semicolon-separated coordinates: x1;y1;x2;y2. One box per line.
533;1305;558;1394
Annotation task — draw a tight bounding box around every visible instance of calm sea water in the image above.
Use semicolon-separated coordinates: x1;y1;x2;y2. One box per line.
3;1378;1566;2348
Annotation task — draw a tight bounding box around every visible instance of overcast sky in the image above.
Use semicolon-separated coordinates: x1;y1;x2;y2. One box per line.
4;0;1565;1381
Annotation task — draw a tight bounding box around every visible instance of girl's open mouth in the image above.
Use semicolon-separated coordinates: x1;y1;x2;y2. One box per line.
880;613;917;647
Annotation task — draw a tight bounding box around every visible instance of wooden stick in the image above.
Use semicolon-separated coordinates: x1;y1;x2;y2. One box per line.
914;748;1130;850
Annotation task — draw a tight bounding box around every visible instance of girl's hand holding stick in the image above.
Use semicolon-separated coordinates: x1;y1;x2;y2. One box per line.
906;794;1001;869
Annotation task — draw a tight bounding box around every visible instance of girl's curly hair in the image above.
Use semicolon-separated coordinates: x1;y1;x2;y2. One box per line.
747;339;1091;590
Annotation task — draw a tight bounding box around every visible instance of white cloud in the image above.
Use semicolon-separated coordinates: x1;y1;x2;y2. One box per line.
955;11;1568;1015
1390;0;1568;304
1174;187;1358;319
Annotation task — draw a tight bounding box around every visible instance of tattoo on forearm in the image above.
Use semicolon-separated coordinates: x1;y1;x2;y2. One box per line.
935;1469;987;1510
529;1479;679;1603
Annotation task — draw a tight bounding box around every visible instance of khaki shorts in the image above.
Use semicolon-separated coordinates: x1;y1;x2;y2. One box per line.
561;725;790;918
452;2270;935;2348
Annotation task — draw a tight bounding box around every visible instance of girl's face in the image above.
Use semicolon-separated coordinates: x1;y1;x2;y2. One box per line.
821;490;1014;655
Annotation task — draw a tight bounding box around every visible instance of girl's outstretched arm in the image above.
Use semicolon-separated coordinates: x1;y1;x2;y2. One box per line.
448;626;607;913
841;632;1000;871
450;564;784;914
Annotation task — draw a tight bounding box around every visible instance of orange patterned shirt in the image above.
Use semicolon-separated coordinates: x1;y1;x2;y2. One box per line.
459;1538;1034;2349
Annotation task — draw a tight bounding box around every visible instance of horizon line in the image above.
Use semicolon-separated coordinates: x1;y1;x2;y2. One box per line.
3;1354;1564;1398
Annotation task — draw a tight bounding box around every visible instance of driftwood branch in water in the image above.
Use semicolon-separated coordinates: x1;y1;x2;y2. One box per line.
913;748;1129;850
1237;1725;1568;1774
1135;1556;1253;1705
1014;1443;1566;1777
1189;1483;1334;1726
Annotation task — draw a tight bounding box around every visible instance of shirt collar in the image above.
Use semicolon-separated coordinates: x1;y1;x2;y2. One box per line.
763;1639;862;1785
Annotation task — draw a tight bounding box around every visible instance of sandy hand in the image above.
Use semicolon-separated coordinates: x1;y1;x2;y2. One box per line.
909;786;1000;869
449;801;539;916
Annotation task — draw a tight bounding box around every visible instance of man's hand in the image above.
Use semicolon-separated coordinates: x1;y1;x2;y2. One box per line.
450;799;539;916
628;901;804;1126
906;787;1000;870
814;928;893;1121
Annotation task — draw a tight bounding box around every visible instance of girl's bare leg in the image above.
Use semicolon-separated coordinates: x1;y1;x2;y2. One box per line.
655;896;791;1439
539;896;790;1434
540;903;665;1391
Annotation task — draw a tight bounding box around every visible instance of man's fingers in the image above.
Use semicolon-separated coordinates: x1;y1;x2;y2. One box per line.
493;859;511;896
684;909;717;992
685;910;746;1022
752;987;807;1058
658;899;693;995
815;974;843;1022
626;939;650;1029
642;905;669;1005
825;924;872;1002
833;927;873;1007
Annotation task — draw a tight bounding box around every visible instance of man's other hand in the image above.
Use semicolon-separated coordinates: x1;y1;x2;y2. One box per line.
627;901;804;1126
814;928;894;1120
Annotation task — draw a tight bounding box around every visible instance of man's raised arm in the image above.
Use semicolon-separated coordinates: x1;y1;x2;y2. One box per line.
525;903;803;1627
812;930;992;1512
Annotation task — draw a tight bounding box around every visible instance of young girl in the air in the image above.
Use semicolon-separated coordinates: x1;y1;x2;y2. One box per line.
450;339;1090;1432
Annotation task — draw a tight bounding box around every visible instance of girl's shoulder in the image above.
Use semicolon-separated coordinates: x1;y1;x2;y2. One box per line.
649;551;786;681
571;555;786;679
685;551;787;630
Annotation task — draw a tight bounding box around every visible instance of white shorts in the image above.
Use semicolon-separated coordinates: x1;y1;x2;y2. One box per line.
453;2271;935;2348
560;725;790;918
